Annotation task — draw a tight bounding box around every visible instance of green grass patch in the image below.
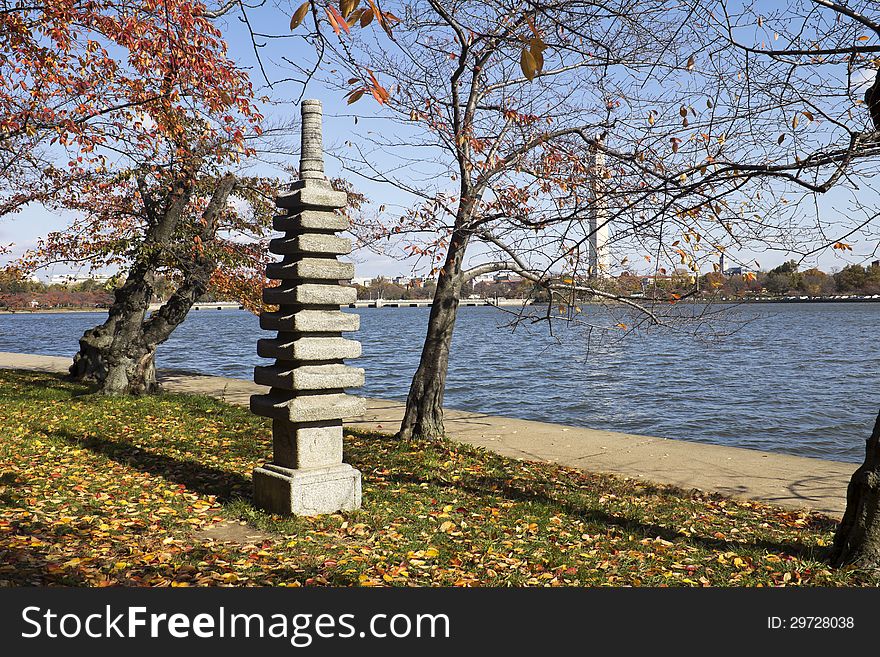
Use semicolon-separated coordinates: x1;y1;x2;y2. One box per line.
0;368;873;587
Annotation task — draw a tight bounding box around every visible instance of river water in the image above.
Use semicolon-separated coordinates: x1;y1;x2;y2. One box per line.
1;303;877;463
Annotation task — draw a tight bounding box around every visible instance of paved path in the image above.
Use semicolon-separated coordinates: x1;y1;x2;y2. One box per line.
0;351;856;517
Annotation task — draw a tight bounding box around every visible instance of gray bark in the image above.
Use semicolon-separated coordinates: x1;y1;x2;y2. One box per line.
831;409;880;568
398;232;469;440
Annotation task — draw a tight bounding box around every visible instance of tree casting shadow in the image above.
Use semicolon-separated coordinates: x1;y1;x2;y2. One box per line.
54;429;252;503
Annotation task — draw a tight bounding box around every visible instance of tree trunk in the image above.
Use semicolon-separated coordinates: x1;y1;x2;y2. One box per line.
70;321;114;384
398;235;469;440
70;261;215;395
831;409;880;568
69;173;235;395
71;330;159;395
69;260;160;394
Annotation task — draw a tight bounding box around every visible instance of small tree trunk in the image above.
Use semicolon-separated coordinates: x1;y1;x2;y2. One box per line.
831;410;880;568
69;260;158;394
398;235;469;440
71;326;160;394
69;259;217;396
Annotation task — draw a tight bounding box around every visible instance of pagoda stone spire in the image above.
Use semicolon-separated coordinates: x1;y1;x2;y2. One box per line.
251;99;364;516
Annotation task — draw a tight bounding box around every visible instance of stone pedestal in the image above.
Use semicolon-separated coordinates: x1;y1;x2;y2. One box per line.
251;99;363;516
253;463;361;516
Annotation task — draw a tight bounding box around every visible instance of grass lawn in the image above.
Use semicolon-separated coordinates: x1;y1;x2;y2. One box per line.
0;368;873;587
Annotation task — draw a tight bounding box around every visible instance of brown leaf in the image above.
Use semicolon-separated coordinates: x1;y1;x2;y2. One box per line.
346;8;363;27
290;1;310;30
340;0;358;19
530;38;544;73
520;49;537;81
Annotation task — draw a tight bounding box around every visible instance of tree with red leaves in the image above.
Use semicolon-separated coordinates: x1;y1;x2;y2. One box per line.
0;0;260;214
4;0;271;393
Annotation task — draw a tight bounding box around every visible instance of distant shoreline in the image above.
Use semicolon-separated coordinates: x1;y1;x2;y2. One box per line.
2;296;879;316
0;307;108;315
0;301;245;315
719;296;880;304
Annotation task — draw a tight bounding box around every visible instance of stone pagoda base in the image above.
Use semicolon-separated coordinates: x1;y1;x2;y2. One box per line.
253;462;361;516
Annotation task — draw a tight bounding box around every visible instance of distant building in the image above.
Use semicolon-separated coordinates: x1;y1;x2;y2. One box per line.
722;266;755;277
49;274;112;286
389;275;425;288
641;274;674;286
351;277;373;287
472;273;496;284
588;142;610;278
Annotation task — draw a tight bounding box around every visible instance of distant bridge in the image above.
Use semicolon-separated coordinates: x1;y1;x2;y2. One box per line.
347;298;533;308
147;301;244;312
146;298;533;312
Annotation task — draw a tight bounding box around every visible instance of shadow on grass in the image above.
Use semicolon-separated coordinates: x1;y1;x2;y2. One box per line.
0;369;111;404
0;547;92;586
54;429;252;503
0;471;25;507
113;544;363;587
347;432;839;560
15;402;836;567
383;470;835;562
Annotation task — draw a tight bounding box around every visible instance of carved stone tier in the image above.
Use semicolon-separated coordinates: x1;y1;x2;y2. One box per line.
262;284;357;307
260;309;360;333
275;184;347;210
273;211;349;232
265;258;355;281
254;363;365;391
251;391;365;423
269;234;352;257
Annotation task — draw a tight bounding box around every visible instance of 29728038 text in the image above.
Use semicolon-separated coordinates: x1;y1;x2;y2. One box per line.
768;617;854;630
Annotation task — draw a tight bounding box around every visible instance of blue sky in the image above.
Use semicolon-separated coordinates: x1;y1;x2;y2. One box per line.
2;0;878;281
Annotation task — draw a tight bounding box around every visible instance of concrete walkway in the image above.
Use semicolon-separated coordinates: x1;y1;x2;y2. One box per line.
0;351;856;517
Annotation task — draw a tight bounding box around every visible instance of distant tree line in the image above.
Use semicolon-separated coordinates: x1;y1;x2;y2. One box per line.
350;277;552;301
350;278;437;301
0;271;243;311
599;261;880;300
699;261;880;299
350;262;880;303
0;272;113;310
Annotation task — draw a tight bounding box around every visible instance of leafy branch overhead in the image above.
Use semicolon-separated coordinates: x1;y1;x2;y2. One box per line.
289;0;400;103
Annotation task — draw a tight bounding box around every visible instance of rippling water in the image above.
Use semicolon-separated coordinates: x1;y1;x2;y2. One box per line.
1;303;877;463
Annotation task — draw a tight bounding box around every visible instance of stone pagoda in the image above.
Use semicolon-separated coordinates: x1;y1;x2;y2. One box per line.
251;99;364;516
